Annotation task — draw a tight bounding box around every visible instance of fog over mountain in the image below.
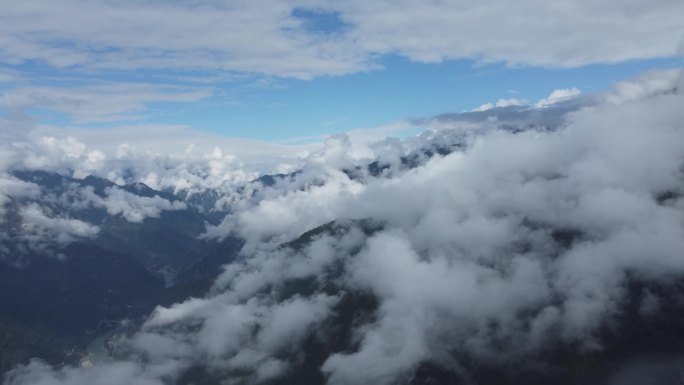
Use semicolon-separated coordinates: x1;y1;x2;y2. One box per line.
0;69;682;384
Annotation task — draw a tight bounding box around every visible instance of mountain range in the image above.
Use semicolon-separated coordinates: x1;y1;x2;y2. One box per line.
2;71;684;385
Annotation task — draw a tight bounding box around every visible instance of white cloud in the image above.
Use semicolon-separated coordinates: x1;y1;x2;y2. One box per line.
0;1;369;79
606;68;682;104
30;125;314;170
495;98;527;107
472;102;494;112
0;83;213;123
19;203;100;246
337;1;684;68
472;98;527;112
88;187;187;223
535;87;582;107
0;175;40;217
0;1;682;79
0;127;316;195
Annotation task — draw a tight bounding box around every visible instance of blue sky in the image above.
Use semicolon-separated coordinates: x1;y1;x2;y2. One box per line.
1;0;683;143
153;57;684;141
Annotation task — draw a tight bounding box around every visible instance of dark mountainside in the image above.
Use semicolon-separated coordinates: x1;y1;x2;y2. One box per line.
4;157;684;385
174;221;684;385
0;171;243;374
0;141;461;375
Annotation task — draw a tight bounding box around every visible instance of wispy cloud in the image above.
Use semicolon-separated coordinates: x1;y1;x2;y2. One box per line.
0;82;214;123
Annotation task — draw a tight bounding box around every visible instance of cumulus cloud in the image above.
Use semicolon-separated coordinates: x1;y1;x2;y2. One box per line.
472;102;494;112
12;136;108;177
472;98;527;112
495;98;527;108
0;127;313;196
535;87;582;107
4;69;684;384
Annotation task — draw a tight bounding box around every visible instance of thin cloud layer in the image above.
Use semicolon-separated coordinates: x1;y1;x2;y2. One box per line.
1;1;682;78
335;1;684;67
0;0;368;79
3;69;683;384
0;83;213;124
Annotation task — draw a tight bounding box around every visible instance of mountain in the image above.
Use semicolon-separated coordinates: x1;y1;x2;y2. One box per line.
171;221;684;385
0;143;459;376
2;77;684;385
0;171;243;373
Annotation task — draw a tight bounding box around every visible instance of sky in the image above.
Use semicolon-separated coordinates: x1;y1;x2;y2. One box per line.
2;2;684;384
1;0;683;143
